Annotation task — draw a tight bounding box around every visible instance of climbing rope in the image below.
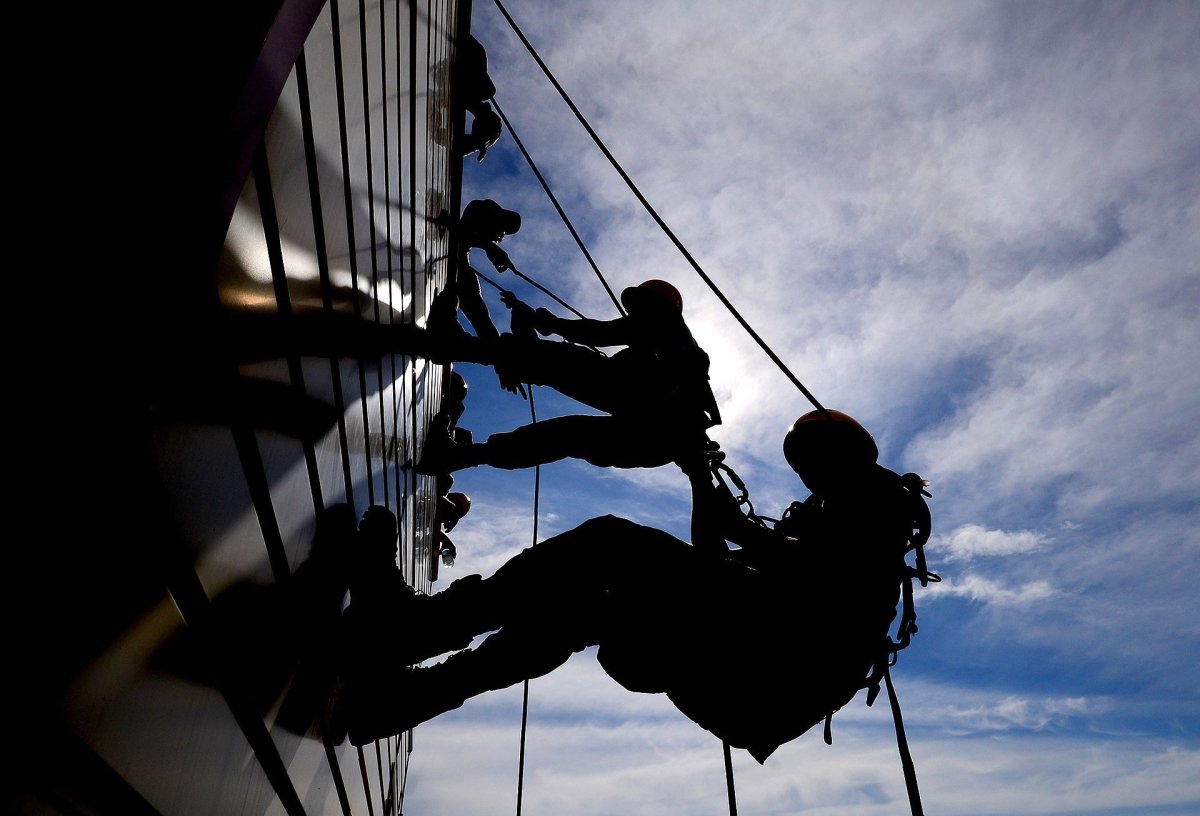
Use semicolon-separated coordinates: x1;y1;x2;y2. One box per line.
516;677;530;816
471;258;589;320
492;0;826;414
508;263;588;320
885;667;924;816
722;741;739;816
470;266;605;360
491;97;625;317
515;386;540;816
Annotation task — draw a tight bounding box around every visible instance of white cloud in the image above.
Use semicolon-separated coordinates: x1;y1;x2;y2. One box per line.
936;523;1048;562
939;693;1099;734
927;573;1056;606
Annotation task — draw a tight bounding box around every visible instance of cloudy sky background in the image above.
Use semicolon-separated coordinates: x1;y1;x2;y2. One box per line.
402;2;1199;813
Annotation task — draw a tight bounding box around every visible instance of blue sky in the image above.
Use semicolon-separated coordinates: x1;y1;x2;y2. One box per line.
403;2;1200;813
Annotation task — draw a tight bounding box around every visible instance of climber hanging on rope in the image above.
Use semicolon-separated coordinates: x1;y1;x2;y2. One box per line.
429;197;526;394
453;34;503;162
335;409;934;763
417;278;721;474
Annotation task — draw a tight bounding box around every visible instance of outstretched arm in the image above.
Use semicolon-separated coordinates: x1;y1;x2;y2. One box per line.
533;308;634;348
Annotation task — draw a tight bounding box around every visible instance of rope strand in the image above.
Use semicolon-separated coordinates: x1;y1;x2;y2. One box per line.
508;264;588;319
722;741;738;816
884;666;925;816
516;387;540;815
492;0;825;413
470;259;589;320
491;97;625;317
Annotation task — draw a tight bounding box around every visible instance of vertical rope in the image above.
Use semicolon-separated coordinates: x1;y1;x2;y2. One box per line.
884;666;925;816
516;678;530;816
516;386;539;816
722;742;738;816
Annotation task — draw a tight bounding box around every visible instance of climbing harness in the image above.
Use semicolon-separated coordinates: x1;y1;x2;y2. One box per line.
705;445;763;524
702;444;935;815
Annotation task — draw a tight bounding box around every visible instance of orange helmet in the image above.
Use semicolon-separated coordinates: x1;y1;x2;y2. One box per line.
621;279;683;314
439;491;472;531
783;410;879;493
447;492;472;517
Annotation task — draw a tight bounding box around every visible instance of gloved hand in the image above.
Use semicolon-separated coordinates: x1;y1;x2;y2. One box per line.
533;307;559;336
484;244;512;272
495;365;527;400
500;291;537;340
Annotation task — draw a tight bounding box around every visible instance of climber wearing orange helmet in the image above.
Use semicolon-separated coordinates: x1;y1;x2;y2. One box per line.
417;278;722;474
338;412;934;763
427;198;527;395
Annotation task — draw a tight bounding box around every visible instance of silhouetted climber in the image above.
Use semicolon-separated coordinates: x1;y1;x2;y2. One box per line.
451;35;502;161
431;491;470;580
418;279;721;473
156;503;357;730
459;100;502;162
454;34;497;123
427;369;472;448
344;506;408;631
426;375;473;579
458;197;521;274
339;411;933;761
335;505;422;729
431;33;502;159
437;491;472;534
429;199;525;394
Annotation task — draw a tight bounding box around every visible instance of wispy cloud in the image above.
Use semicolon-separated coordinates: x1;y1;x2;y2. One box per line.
936;523;1048;561
927;572;1056;605
938;693;1099;734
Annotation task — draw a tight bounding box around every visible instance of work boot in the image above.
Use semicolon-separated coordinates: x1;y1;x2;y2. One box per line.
345;659;471;745
333;576;494;745
415;415;479;475
346;622;535;745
